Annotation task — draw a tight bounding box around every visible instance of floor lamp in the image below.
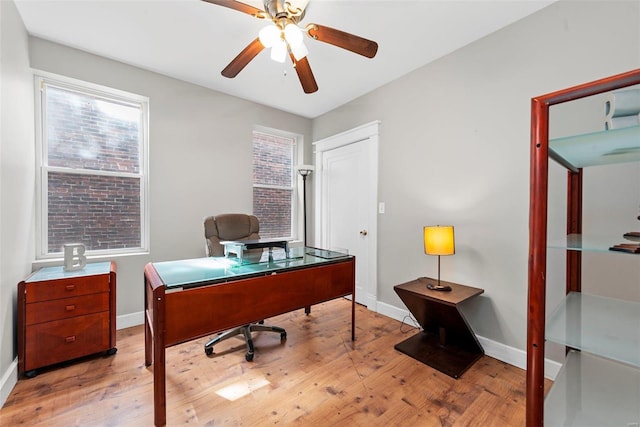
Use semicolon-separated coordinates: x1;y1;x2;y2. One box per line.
296;165;314;246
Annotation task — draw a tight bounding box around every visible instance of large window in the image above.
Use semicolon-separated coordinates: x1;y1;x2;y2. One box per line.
252;130;298;239
36;75;149;258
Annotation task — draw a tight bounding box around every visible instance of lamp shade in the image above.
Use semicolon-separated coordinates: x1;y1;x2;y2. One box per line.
296;164;314;176
424;225;455;256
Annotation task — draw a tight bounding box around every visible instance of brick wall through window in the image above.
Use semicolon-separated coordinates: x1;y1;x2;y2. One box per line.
252;131;294;238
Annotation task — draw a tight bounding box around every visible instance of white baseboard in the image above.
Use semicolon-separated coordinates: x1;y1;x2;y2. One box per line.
0;358;18;409
116;311;144;330
375;300;561;380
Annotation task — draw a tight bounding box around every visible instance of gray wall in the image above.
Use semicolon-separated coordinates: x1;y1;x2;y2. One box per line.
0;0;35;403
312;0;640;353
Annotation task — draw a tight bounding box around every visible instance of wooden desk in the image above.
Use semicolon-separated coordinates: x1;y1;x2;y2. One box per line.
144;250;355;426
394;277;484;378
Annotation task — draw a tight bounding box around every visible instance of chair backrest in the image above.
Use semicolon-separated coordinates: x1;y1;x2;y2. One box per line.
204;214;260;257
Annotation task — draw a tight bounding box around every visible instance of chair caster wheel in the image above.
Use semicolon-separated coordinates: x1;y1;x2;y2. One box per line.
106;347;117;356
245;352;254;362
205;347;213;356
24;370;37;379
281;332;287;340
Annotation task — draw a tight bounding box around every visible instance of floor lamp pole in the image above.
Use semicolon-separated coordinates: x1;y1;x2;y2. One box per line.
297;166;314;247
302;173;308;246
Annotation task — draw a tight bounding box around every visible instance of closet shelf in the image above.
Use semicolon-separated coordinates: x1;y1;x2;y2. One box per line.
545;350;640;426
546;292;640;368
548;233;639;253
549;124;640;172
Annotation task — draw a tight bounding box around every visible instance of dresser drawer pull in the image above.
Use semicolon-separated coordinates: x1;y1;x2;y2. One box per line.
65;284;76;291
65;336;76;343
65;305;76;311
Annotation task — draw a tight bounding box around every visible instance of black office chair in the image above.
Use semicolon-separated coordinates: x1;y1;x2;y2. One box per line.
203;214;286;361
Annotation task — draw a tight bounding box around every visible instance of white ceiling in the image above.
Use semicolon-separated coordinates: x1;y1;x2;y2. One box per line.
14;0;555;118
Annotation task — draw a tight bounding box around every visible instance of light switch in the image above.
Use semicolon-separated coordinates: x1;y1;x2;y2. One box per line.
378;202;385;214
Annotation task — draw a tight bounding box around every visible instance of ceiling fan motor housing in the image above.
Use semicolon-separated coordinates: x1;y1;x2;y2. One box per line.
264;0;305;22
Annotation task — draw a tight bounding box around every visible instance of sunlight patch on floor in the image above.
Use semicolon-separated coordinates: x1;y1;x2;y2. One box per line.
215;376;271;401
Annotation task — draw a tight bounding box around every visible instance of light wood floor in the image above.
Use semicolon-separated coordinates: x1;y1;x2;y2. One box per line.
1;299;541;426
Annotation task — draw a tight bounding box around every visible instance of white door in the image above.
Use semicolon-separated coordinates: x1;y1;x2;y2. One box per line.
314;122;379;308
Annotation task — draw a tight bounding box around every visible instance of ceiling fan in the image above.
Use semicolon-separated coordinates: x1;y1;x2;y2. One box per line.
202;0;379;94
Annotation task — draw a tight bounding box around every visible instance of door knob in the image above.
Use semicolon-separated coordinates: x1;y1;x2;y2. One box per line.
359;230;368;236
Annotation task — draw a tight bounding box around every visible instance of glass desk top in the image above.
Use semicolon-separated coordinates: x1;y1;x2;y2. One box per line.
152;247;351;289
26;262;112;283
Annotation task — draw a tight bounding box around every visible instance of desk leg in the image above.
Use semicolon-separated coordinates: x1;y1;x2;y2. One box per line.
144;314;152;365
154;338;166;426
151;285;167;426
351;291;356;341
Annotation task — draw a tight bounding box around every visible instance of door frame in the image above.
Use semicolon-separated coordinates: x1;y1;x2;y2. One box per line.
313;121;379;310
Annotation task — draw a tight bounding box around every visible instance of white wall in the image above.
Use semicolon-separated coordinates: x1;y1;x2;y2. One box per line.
0;0;35;405
311;0;640;354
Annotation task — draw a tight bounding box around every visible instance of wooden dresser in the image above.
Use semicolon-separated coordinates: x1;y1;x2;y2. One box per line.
17;261;117;377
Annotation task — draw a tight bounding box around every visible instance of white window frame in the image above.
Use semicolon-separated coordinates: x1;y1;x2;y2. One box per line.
34;73;150;259
252;126;304;241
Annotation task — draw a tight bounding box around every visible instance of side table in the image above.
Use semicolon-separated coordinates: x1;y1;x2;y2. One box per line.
394;277;484;378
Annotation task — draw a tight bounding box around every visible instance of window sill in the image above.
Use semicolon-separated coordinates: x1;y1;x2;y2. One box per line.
32;250;150;270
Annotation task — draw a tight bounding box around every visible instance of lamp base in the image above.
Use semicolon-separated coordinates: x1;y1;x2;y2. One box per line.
427;283;452;292
418;277;452;291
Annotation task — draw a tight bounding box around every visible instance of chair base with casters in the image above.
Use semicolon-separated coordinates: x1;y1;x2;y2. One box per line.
204;321;287;361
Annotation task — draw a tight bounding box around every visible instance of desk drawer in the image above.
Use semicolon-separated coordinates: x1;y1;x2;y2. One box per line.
26;275;109;303
26;293;109;325
24;312;110;371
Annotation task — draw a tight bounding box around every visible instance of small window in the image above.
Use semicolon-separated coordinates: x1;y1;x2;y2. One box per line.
35;75;149;258
252;130;297;239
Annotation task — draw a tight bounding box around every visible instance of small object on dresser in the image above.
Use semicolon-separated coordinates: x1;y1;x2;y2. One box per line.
63;243;87;271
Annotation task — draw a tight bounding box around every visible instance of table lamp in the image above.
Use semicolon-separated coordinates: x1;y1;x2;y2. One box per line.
423;225;455;291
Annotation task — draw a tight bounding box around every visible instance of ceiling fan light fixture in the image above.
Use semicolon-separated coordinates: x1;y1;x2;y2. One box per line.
290;41;308;61
283;23;303;47
258;24;280;48
271;38;288;63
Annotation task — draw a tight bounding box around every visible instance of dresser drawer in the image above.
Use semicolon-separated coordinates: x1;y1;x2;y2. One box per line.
25;275;110;303
24;312;110;371
26;293;109;325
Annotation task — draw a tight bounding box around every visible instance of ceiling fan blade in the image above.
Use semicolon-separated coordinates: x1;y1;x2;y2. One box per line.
221;38;265;78
306;24;378;59
290;54;318;94
201;0;266;18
